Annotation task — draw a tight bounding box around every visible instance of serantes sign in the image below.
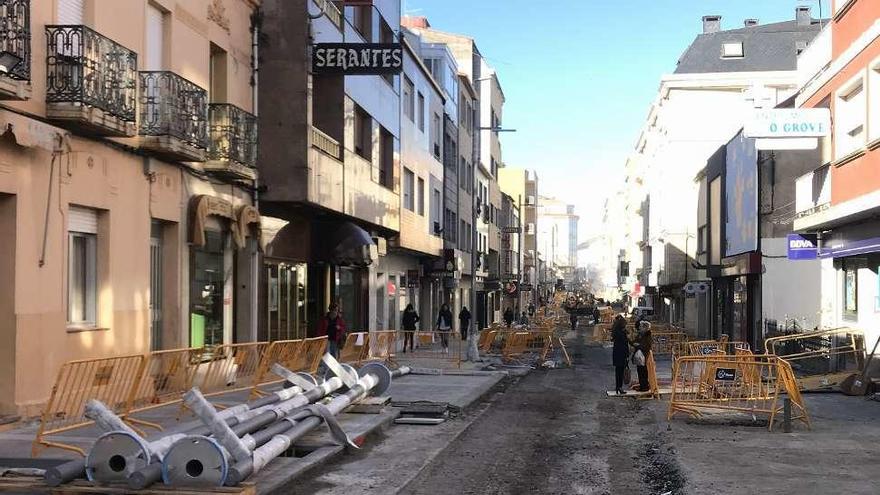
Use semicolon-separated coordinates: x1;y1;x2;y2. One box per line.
313;43;403;75
744;108;831;139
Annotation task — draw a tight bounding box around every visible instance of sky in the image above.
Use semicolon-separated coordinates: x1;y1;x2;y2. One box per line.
404;0;831;252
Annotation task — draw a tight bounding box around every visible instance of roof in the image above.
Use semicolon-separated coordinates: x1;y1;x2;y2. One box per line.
675;19;823;74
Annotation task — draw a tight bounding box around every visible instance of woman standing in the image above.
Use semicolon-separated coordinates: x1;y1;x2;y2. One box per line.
401;304;420;353
436;304;454;353
633;321;653;392
611;315;630;395
317;303;346;359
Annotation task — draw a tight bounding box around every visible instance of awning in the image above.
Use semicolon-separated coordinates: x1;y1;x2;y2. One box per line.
323;221;377;267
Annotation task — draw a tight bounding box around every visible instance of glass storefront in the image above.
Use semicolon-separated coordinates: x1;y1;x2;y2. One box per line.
263;261;308;341
190;229;229;347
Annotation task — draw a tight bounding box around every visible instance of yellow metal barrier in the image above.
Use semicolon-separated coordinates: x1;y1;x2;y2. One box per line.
366;330;399;362
247;338;327;399
477;329;498;352
502;332;531;360
340;332;370;364
668;354;810;431
196;342;268;397
122;348;204;429
764;328;865;391
32;354;147;456
686;337;746;357
652;331;689;356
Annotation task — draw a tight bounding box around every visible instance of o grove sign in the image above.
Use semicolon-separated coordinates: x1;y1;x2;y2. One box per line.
744;108;831;139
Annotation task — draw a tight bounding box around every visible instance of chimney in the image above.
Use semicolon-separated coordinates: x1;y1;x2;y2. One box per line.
796;6;811;26
702;15;721;34
401;16;430;29
744;19;759;27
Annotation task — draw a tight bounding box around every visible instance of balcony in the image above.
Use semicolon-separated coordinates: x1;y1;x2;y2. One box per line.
45;25;137;136
204;103;258;181
311;125;341;160
139;71;208;162
0;0;31;100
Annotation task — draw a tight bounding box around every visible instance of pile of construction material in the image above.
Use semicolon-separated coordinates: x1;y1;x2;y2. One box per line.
43;355;409;490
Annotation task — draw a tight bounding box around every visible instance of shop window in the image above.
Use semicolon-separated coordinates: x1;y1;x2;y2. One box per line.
68;206;98;327
191;229;228;346
834;74;866;160
842;260;858;320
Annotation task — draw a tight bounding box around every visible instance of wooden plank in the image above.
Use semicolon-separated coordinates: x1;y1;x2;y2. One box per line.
0;477;256;494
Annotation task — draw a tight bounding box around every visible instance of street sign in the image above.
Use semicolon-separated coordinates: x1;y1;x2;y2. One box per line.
787;233;818;260
312;43;403;75
744;108;830;139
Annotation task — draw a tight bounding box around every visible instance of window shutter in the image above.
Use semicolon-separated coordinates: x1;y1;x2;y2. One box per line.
69;206;98;234
57;0;84;24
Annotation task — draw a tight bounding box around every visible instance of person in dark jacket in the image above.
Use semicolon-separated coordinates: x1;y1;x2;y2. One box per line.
458;306;472;341
436;304;454;352
317;303;346;358
592;307;601;326
503;307;515;328
633;321;653;391
569;310;578;332
611;315;630;395
528;303;536;317
401;304;420;353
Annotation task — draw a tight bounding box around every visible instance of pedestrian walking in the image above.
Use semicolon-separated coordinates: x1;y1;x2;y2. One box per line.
528;303;536;317
519;311;529;326
401;303;420;353
436;304;453;353
503;307;514;328
317;303;346;359
459;306;472;341
592;306;601;326
569;311;578;332
611;315;630;395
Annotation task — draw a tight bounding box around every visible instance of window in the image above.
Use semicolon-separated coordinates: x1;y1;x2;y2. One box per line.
842;260;858;319
721;42;744;58
431;187;441;235
353;105;372;160
379;20;395;85
209;43;228;103
869;61;880;142
697;225;708;254
417;177;425;215
459;157;467;189
433;113;441;159
468;163;474;193
191;229;227;346
403;168;415;211
68;206;97;327
445;209;457;243
145;3;166;71
835;75;866;160
379;127;394;189
350;5;372;41
57;0;84;24
403;76;415;121
417;92;425;132
459;219;466;250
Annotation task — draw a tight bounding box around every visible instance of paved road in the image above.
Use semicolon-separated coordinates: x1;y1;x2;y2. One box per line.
402;330;685;495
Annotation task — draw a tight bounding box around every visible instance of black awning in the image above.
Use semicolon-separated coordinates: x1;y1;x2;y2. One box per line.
322;221;376;267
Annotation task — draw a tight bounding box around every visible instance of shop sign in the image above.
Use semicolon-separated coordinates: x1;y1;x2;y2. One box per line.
744;108;831;139
313;43;403;75
387;281;396;296
787;233;818;260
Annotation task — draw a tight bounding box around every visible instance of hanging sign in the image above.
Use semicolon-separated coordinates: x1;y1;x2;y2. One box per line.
313;43;403;75
787;233;818;260
744;108;831;139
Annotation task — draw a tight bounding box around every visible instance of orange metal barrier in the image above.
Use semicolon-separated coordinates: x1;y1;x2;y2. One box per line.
365;331;398;362
477;329;498;352
540;334;572;367
196;342;268;397
764;328;865;391
502;332;531;360
686;337;746;357
248;337;327;399
340;332;370;364
668;354;810;431
652;332;689;356
32;354;146;456
122;348;204;429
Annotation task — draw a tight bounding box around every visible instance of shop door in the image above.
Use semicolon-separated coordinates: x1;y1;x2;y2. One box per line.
265;262;308;341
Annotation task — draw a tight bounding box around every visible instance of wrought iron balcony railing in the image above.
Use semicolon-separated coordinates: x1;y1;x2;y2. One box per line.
0;0;30;81
45;25;137;122
139;71;208;150
208;103;257;168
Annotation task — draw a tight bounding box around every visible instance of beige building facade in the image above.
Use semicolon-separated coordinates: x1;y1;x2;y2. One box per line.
0;0;260;415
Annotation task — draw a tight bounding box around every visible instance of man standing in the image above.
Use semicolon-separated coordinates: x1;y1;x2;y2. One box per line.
503;307;515;328
317;303;346;358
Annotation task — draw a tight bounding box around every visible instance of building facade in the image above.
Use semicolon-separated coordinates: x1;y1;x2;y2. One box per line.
794;0;880;346
0;0;261;415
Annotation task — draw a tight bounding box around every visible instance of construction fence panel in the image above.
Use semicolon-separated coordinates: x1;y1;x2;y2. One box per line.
366;331;399;363
652;332;689;357
764;328;865;391
33;354;147;456
340;332;370;365
196;342;268;398
668;355;810;431
686;338;747;357
247;338;327;400
123;348;205;427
